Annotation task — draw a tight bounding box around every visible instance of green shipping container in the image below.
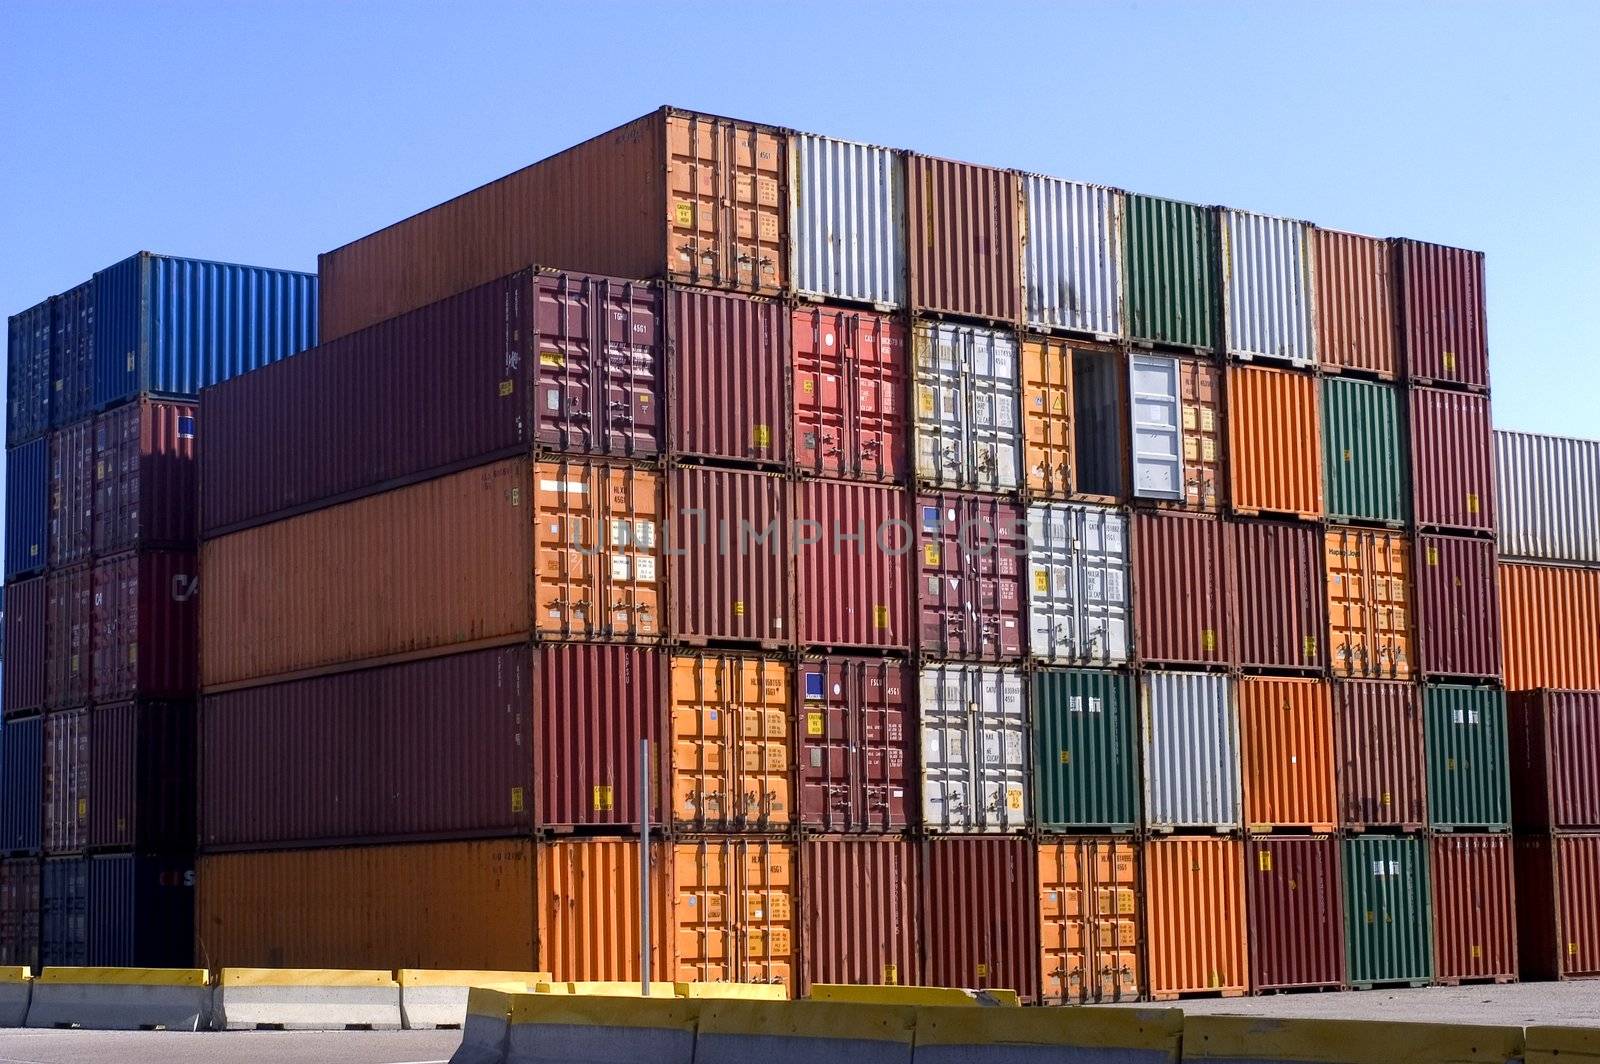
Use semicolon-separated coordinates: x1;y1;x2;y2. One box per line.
1124;194;1216;351
1322;377;1409;525
1343;834;1432;986
1032;669;1138;831
1424;685;1511;830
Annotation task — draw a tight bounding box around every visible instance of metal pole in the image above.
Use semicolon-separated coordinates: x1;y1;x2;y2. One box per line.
639;738;651;996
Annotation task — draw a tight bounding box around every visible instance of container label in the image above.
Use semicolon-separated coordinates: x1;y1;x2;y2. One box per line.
510;787;525;813
499;379;516;398
1372;862;1385;877
1426;546;1439;567
1447;757;1457;771
593;786;614;812
1069;695;1083;713
1034;570;1049;593
874;605;890;629
1466;492;1480;513
1470;945;1482;958
1006;787;1022;811
733;600;746;616
807;712;824;737
1468;709;1479;725
752;424;771;448
1202;628;1216;651
1443;351;1457;372
1088;697;1102;714
883;964;898;985
975;963;989;978
1303;636;1318;659
1382;791;1392;806
1258;851;1273;872
924;543;941;567
676;202;695;228
77;798;87;819
1389;860;1401;875
1059;750;1071;765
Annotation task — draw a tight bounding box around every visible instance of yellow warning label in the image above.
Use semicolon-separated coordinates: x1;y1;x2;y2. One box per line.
593;785;614;812
924;543;941;567
539;350;565;367
1058;750;1070;765
1427;546;1439;566
802;379;814;393
873;605;890;629
1366;910;1376;925
807;712;824;737
975;963;989;978
1443;351;1457;372
675;202;695;228
1570;942;1579;955
1303;636;1318;659
77;798;87;819
917;388;934;417
1470;945;1482;958
883;964;898;985
499;379;515;397
1202;628;1217;651
1034;571;1048;593
752;424;771;448
732;600;746;617
510;787;525;813
1466;492;1480;513
1381;791;1392;806
1258;851;1273;872
1006;788;1022;811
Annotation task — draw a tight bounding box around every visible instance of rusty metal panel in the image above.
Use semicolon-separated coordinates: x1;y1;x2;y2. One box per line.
1509;690;1600;832
1134;511;1229;667
1238;677;1337;831
906;155;1020;322
1037;836;1140;1004
1313;229;1397;379
1333;680;1426;831
1226;363;1323;519
1145;836;1248;999
667;465;790;646
1396;239;1488;390
1430;834;1517;984
918;664;1027;834
90;550;200;702
794;478;912;651
800;835;918;993
44;566;92;710
915;491;1023;660
668;651;789;832
1246;836;1345;991
792;305;908;482
672;836;794;993
1142;671;1240;832
1411;387;1495;534
1219;209;1315;367
790;134;905;307
1022;175;1123;337
913;321;1020;493
1027;502;1130;666
669;286;788;467
94;398;197;553
536;836;671;983
1231;517;1326;672
1415;534;1503;680
1494;429;1600;566
1325;528;1414;680
1514;833;1600;980
795;656;911;833
920;836;1039;1001
1498;562;1600;692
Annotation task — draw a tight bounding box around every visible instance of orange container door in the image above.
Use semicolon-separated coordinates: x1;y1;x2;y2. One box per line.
1179;359;1222;511
1240;677;1337;830
1022;336;1075;497
1326;529;1413;680
670;654;791;831
1038;838;1140;1005
666;114;785;294
536;837;671;983
672;838;794;991
1092;839;1141;1002
534;460;661;640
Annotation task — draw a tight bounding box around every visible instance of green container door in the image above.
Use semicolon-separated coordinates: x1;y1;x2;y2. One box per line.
1424;685;1511;830
1124;195;1216;351
1343;835;1432;986
1322;377;1409;525
1033;669;1138;831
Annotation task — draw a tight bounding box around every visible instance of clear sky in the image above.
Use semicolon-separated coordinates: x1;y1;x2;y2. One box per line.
1;0;1596;441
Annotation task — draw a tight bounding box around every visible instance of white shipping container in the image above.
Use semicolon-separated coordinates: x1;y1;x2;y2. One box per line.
1129;353;1183;501
1023;175;1123;337
1027;502;1130;665
919;664;1028;833
1494;429;1600;565
1220;209;1315;366
914;322;1020;492
791;133;906;307
1142;671;1240;831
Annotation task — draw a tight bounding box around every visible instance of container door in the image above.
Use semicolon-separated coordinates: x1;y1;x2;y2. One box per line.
1038;840;1090;1004
666;114;784;294
671;654;790;832
1129;354;1183;501
975;668;1028;832
1022;337;1075;497
914;323;970;486
1179;361;1222;510
1028;504;1130;665
1092;839;1141;1001
597;280;662;458
969;327;1021;492
849;311;906;481
919;666;974;831
793;308;850;478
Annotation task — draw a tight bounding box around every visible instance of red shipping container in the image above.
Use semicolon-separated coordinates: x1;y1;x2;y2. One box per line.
48;422;94;568
1515;833;1600;980
0;856;40;969
91;550;200;702
920;837;1039;1002
915;492;1024;661
801;836;920;992
89;701;194;853
795;656;912;832
1333;680;1426;830
1410;388;1495;534
1134;511;1229;667
667;466;790;646
1230;518;1326;672
44;566;91;710
1246;836;1345;991
795;479;912;651
1510;690;1600;832
3;575;46;716
793;305;908;482
42;708;88;855
1415;534;1503;680
1313;229;1397;380
93;399;196;554
906;156;1021;323
1396;240;1488;391
1431;833;1517;984
668;286;788;467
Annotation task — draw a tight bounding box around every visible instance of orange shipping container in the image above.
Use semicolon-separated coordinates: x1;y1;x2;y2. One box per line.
670;652;791;832
1313;229;1397;379
195;840;535;969
1499;562;1600;691
1226;364;1323;519
536;837;671;984
1144;836;1247;999
673;837;794;992
1325;528;1413;680
1037;837;1141;1005
1238;677;1337;831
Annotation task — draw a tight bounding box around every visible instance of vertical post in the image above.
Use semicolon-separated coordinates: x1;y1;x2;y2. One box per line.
640;738;651;997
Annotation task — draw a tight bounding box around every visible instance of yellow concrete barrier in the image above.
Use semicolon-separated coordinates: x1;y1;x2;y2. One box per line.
810;984;1020;1007
1526;1026;1600;1064
695;999;917;1064
214;967;401;1030
448;987;515;1064
506;993;699;1064
915;1005;1182;1063
25;967;212;1031
1182;1016;1525;1064
0;966;31;1027
563;980;678;998
674;981;788;1000
398;971;551;1029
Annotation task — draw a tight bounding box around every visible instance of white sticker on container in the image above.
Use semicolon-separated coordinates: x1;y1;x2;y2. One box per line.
610;555;631;580
1089;697;1102;714
1389;860;1401;876
1468;709;1480;724
1453;709;1465;723
634;556;656;582
1372;861;1386;877
1069;695;1083;713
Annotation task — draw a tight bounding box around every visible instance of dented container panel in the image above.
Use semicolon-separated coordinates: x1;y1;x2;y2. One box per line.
918;664;1027;834
800;835;919;992
795;656;912;833
1246;836;1344;992
1022;176;1123;337
1027;502;1130;666
669;651;790;832
1325;528;1414;681
1145;836;1248;999
792;305;908;482
920;836;1039;1002
1037;836;1141;1004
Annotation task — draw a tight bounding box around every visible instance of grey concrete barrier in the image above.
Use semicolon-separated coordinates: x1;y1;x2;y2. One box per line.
23;967;212;1031
398;969;549;1030
448;987;516;1064
213;968;401;1031
0;966;32;1027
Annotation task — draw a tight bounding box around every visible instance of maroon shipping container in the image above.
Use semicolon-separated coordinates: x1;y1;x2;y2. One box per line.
1415;534;1502;680
906;155;1021;323
1396;240;1488;391
795;479;912;651
795;656;912;832
42;708;88;855
1333;680;1426;830
1515;833;1600;980
3;575;46;716
1409;388;1495;534
1431;833;1517;984
1246;835;1344;991
91;550;199;702
201;646;533;850
44;566;91;710
667;466;790;646
920;837;1039;1002
536;643;665;830
1133;511;1229;667
792;305;908;482
48;422;94;568
89;701;194;852
915;492;1023;661
801;836;920;992
1230;518;1326;672
0;856;40;969
93;399;196;554
669;286;788;467
1510;690;1600;832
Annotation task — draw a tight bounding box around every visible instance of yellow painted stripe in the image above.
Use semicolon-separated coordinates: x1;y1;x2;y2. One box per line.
917;1005;1182;1051
510;992;698;1031
40;967;209;987
698;999;918;1044
1186;1016;1524;1063
675;982;788;1001
463;987;515;1021
809;984;1020;1007
396;969;551;989
0;966;32;983
564;981;678;998
218;967;396;988
1527;1025;1600;1064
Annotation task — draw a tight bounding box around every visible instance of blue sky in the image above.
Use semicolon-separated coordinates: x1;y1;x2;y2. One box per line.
1;0;1596;439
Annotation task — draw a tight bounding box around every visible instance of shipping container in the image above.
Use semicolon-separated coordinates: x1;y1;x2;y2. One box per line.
1021;337;1127;501
1230;518;1326;673
1238;677;1337;832
89;700;193;853
91;550;199;702
667;465;789;646
201;647;531;849
536;836;671;984
48;421;95;568
1313;229;1397;379
1130;354;1222;510
52;282;94;428
919;664;1027;834
1343;834;1433;987
93;399;196;552
1509;690;1600;832
0;856;40;968
800;836;918;992
1027;503;1130;668
4;438;48;578
540;644;665;831
40;855;87;967
1145;836;1247;999
318;107;785;341
1325;528;1414;680
1498;562;1600;691
1022;176;1123;337
913;321;1020;492
920;837;1038;1001
668;651;787;832
1133;511;1229;667
3;575;46;716
906;155;1019;323
1227;363;1323;519
7;298;53;445
915;492;1023;660
1395;239;1487;390
44;566;92;709
790;134;905;307
792;305;907;481
795;656;910;833
1142;671;1240;831
87;854;193;968
1494;430;1600;566
1333;680;1426;831
1032;669;1138;832
1123;194;1216;352
1430;834;1516;984
1037;836;1140;1004
1514;833;1600;980
1424;685;1511;832
196;840;537;969
668;287;788;468
1219;209;1315;367
42;708;88;855
1321;377;1408;525
1246;836;1344;992
1410;387;1495;534
794;478;912;650
1415;534;1503;680
672;837;794;992
0;714;42;853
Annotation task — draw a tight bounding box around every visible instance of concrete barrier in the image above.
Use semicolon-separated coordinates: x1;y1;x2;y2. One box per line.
675;982;788;1000
694;999;917;1064
213;968;402;1031
398;969;550;1029
0;967;32;1027
915;1005;1182;1064
809;984;1021;1007
448;987;516;1064
506;993;699;1064
1526;1025;1600;1064
23;967;212;1031
563;980;679;998
1181;1015;1525;1064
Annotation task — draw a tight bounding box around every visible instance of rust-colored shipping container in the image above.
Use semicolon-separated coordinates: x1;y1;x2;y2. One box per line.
906;155;1020;323
1313;229;1396;379
1325;528;1413;680
1246;836;1345;991
45;566;92;709
318;107;787;341
800;835;919;992
794;478;912;651
1415;534;1502;680
49;421;94;568
1133;511;1229;667
793;305;908;481
1176;357;1224;510
672;837;794;992
1144;836;1248;999
536;836;671;984
1230;518;1326;672
195;840;536;970
1238;677;1337;831
1499;562;1600;692
669;286;788;467
88;700;194;853
916;491;1024;660
1396;239;1488;391
1431;834;1517;984
1333;680;1426;831
43;707;88;855
668;651;789;832
920;837;1039;1002
1037;836;1140;1004
1509;690;1600;832
94;398;196;553
1410;388;1495;534
1226;363;1323;519
1515;833;1600;980
91;550;199;702
3;574;46;716
667;465;790;646
795;656;911;833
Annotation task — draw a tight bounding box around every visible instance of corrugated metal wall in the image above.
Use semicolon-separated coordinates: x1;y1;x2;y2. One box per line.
906;156;1020;322
4;437;48;578
1123;195;1215;350
912;321;1020;492
1022;176;1122;337
918;664;1027;834
1219;209;1315;366
1134;512;1229;667
1343;835;1432;986
1238;676;1337;831
1027;502;1129;666
1322;377;1408;525
1494;430;1600;565
1498;562;1600;691
1313;229;1396;379
7;299;54;446
1032;669;1137;831
1227;364;1323;519
1141;671;1239;831
1430;834;1516;983
800;836;918;992
791;134;905;307
1424;685;1511;831
1246;836;1344;992
1144;836;1247;998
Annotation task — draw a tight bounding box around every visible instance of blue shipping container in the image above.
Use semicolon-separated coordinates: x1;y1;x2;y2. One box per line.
0;714;42;853
93;252;318;410
41;854;87;966
6;298;53;446
3;438;47;580
88;854;195;967
51;282;96;428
